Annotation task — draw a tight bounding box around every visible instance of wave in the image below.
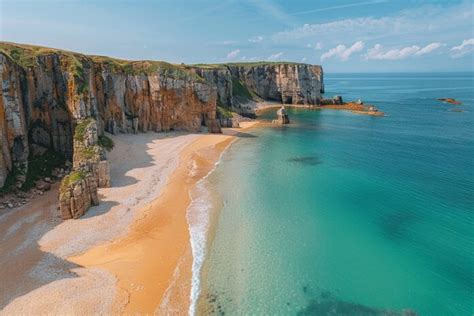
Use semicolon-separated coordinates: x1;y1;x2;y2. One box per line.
186;149;228;316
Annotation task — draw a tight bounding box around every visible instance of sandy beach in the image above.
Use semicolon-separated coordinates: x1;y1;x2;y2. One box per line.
0;122;257;315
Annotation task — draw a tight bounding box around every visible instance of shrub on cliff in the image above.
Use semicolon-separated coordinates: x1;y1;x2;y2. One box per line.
98;135;114;152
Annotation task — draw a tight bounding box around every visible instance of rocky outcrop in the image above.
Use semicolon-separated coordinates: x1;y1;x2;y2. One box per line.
273;106;290;125
59;118;109;219
227;63;324;105
0;42;221;189
190;63;323;115
191;66;233;107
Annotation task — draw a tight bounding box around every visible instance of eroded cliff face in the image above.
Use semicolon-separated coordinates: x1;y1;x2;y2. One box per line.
191;63;324;113
228;63;324;105
0;43;220;188
0;43;324;190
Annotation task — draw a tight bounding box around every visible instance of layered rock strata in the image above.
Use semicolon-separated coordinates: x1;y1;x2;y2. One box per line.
190;63;324;114
59;118;110;219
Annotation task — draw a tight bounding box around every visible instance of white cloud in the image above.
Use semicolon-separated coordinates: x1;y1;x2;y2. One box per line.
415;42;444;56
306;43;312;48
219;40;238;45
365;42;443;60
275;17;400;41
273;2;473;44
227;49;240;59
302;57;307;62
321;41;364;62
451;38;474;58
268;52;283;60
289;0;389;16
249;36;264;43
314;42;323;50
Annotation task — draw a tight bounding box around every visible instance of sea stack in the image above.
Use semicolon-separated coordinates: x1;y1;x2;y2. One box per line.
276;106;290;124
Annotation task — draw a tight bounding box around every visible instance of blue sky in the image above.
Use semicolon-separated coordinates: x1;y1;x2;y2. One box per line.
0;0;473;72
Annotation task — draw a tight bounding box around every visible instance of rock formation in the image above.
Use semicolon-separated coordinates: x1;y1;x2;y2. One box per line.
0;42;221;189
0;42;324;193
274;106;290;125
190;63;324;115
59;118;110;219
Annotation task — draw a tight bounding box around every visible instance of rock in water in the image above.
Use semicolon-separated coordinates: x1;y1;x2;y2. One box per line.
275;106;290;124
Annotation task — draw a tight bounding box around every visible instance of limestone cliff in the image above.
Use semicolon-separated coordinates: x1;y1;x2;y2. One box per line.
190;62;324;113
0;42;220;189
0;42;324;191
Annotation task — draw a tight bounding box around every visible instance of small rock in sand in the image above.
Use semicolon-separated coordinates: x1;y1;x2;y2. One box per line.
35;180;51;191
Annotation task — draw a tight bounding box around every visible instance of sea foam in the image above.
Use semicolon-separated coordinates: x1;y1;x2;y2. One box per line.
186;157;223;316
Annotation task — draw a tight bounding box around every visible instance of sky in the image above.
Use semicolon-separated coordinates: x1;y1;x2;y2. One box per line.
0;0;473;72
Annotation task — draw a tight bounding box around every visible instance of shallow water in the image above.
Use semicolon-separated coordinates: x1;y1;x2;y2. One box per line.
197;73;474;315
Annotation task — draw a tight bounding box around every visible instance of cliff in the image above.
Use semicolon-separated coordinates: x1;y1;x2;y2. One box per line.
190;62;324;114
0;42;324;193
0;42;220;190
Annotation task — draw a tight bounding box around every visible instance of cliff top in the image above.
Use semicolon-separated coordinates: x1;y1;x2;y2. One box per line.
0;42;320;74
0;41;204;81
191;61;316;69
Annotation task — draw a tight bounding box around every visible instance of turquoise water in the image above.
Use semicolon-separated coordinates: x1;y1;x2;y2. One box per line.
197;73;474;315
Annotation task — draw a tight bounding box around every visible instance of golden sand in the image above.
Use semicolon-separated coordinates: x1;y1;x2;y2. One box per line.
70;122;257;314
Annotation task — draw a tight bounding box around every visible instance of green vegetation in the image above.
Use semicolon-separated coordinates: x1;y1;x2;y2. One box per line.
24;149;65;190
76;146;98;161
231;78;253;100
90;55;204;81
0;149;65;194
98;135;114;152
217;105;234;119
60;170;86;194
74;117;95;142
0;166;22;195
191;61;305;69
0;42;203;84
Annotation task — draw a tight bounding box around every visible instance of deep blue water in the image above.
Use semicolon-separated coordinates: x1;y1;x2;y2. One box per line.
198;73;474;315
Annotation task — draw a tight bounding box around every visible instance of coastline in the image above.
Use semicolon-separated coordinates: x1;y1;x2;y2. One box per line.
0;122;257;314
70;121;258;314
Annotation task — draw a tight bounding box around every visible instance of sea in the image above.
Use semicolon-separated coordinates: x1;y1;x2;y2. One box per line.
189;73;474;316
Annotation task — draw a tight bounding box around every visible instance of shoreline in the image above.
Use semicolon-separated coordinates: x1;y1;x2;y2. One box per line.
70;121;258;314
0;122;257;314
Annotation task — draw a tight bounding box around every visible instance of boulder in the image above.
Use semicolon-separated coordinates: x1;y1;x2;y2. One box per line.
35;180;51;191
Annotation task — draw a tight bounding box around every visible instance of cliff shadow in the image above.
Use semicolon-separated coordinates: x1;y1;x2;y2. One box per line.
0;131;191;309
0;195;82;309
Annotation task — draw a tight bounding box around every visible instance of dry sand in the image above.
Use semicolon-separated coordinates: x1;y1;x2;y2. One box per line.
0;122;257;315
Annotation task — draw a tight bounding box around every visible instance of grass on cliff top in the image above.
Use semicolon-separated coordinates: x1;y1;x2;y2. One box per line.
191;61;308;69
90;55;202;79
0;41;204;82
0;42;90;95
60;170;86;195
